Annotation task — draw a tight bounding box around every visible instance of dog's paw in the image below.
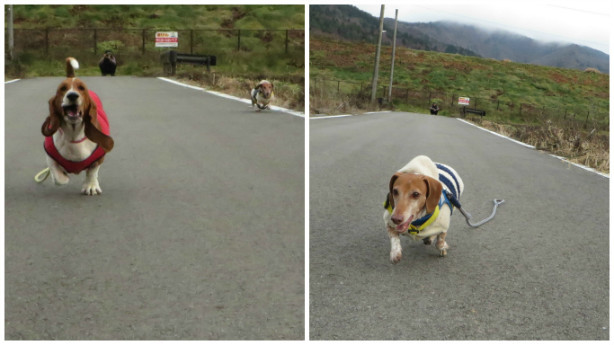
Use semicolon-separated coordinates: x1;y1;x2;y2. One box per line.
439;249;447;257
390;250;402;264
51;170;70;185
81;181;102;195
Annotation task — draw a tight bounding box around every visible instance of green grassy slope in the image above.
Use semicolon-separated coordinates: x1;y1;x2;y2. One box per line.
10;5;303;31
6;5;304;79
310;37;608;127
311;36;609;172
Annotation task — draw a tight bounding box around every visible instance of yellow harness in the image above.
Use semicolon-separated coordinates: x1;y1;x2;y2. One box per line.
384;193;449;234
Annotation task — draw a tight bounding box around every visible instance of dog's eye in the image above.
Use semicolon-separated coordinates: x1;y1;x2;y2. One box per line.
412;192;421;198
392;189;399;197
77;85;85;91
60;86;67;92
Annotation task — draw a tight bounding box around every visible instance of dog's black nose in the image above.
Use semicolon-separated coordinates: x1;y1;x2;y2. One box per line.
391;216;403;225
66;92;79;102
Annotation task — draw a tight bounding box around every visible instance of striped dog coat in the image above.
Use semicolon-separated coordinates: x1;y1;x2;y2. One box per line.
384;161;464;234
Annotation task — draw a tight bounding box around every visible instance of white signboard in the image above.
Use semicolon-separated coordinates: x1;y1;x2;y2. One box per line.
155;31;178;48
458;97;470;106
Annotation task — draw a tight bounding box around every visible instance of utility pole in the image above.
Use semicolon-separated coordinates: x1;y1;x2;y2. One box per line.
388;9;398;103
8;4;14;60
370;4;385;105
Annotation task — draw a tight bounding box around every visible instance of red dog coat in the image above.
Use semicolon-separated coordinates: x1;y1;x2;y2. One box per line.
44;90;110;174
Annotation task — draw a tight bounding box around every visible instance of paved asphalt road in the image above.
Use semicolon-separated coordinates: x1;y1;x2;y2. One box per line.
5;77;304;340
310;112;608;340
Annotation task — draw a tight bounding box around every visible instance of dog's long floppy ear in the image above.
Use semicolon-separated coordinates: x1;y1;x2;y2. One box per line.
41;97;61;137
388;172;404;210
423;175;443;214
83;98;114;153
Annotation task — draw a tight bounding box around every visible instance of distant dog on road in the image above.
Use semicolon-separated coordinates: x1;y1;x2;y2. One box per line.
383;155;464;262
99;50;117;76
41;57;114;195
251;80;274;110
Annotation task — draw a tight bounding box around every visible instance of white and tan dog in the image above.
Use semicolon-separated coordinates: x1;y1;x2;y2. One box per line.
383;155;463;263
41;57;114;195
250;80;274;110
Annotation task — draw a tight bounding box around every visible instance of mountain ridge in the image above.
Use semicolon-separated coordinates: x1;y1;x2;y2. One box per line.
310;5;609;73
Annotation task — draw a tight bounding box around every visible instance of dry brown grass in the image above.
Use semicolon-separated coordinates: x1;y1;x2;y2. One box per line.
474;119;609;173
172;71;304;112
309;81;385;115
584;67;602;74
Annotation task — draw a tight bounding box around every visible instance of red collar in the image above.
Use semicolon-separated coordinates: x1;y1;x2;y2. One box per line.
70;136;88;144
57;128;87;144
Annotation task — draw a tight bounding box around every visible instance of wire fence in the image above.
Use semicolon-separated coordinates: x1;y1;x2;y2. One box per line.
6;27;305;69
310;78;609;131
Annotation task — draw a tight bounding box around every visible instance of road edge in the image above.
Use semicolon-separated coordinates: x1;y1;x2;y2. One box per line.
157;77;305;118
457;118;609;179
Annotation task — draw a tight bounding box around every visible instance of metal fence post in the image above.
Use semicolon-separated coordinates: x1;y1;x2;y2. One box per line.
45;27;50;57
237;30;241;51
190;30;194;54
93;28;97;56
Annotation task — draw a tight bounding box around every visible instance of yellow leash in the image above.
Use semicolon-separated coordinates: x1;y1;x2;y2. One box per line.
34;167;50;183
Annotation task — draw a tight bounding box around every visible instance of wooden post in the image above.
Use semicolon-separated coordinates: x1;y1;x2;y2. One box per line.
387;9;398;102
8;5;13;60
190;30;194;54
370;5;385;104
45;28;50;57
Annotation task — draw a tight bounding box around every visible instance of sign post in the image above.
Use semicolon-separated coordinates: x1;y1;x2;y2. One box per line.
458;97;470;106
155;31;179;48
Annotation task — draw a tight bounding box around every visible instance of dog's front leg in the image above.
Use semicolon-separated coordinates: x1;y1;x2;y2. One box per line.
388;227;403;264
46;155;69;185
436;232;449;257
82;163;102;195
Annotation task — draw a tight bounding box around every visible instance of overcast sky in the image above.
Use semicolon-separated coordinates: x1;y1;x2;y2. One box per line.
352;0;611;54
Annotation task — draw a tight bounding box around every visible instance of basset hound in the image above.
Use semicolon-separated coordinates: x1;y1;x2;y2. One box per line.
250;80;274;110
383;155;464;263
41;57;114;195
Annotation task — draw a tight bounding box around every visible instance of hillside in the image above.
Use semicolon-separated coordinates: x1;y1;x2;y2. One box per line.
6;5;304;77
9;5;304;30
409;21;610;73
6;5;305;110
310;36;609;172
310;5;609;73
310;37;608;112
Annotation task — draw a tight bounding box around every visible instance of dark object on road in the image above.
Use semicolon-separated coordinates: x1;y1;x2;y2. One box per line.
99;50;117;76
430;103;440;115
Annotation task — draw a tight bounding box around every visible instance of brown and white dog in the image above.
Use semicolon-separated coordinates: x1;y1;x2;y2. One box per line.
250;80;274;110
41;57;114;195
383;155;464;263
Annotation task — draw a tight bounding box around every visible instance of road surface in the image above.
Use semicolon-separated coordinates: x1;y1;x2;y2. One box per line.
309;112;608;340
5;77;304;340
